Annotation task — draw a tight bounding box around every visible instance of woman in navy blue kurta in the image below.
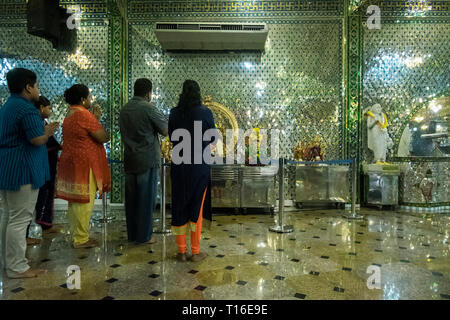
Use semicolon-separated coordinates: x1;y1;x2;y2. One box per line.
169;80;216;262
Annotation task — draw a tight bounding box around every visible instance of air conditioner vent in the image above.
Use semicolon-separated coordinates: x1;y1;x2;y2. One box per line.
199;24;221;30
155;22;268;51
156;24;177;30
176;24;200;30
220;25;243;31
243;25;265;31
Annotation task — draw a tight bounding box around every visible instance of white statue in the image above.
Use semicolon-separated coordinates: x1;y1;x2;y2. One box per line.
364;104;393;164
398;124;412;157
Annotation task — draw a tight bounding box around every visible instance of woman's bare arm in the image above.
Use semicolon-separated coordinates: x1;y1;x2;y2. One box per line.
90;128;110;144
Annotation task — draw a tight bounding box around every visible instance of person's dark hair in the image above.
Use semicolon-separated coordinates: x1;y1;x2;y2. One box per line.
134;78;152;97
6;68;37;94
64;84;90;105
177;80;201;110
34;96;50;110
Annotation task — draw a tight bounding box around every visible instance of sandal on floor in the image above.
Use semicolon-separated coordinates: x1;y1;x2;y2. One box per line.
8;268;47;279
177;253;187;262
73;239;99;249
43;225;62;234
190;252;208;262
137;238;156;245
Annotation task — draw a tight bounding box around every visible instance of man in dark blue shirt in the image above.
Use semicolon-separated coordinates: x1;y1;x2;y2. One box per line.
0;68;59;279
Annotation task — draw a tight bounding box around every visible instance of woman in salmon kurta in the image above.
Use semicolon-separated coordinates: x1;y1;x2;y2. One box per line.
56;84;110;249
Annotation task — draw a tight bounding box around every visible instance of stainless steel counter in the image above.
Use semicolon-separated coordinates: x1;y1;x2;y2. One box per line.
240;165;278;209
160;164;278;210
211;164;240;208
212;164;278;210
363;164;400;206
293;164;350;206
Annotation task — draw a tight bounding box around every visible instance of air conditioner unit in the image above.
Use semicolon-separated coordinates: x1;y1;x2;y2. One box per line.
155;22;268;51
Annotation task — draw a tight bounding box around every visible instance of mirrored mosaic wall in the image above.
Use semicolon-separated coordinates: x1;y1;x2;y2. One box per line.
362;19;450;163
399;161;450;204
129;20;344;161
0;23;111;133
0;0;116;197
1;0;450;204
0;0;111;152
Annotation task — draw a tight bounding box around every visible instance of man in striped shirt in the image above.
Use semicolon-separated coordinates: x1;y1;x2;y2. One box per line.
0;68;59;279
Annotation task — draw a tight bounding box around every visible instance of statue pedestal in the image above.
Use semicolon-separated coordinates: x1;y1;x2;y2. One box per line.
363;164;400;206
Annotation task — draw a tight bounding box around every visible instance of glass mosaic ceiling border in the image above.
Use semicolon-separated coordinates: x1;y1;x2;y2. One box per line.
358;0;450;17
128;0;344;18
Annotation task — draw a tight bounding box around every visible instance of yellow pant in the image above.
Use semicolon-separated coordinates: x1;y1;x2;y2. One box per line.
67;169;97;246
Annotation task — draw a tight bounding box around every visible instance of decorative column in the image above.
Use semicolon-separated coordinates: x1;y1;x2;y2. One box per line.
109;0;128;203
346;10;363;201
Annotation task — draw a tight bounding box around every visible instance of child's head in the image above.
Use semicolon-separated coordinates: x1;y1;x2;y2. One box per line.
34;96;51;119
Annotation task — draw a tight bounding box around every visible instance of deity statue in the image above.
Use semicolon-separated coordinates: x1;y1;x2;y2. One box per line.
398;124;412;157
293;136;326;162
364;104;393;164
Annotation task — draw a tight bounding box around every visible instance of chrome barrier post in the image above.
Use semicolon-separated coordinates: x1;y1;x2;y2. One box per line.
155;157;171;234
103;191;114;222
94;158;115;224
102;192;107;221
93;191;113;224
102;194;108;253
269;158;294;233
346;159;363;220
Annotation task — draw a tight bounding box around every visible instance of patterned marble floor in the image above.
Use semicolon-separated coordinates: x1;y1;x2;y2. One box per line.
0;208;449;300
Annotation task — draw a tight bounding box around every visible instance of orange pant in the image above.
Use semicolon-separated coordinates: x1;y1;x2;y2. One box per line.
176;188;207;255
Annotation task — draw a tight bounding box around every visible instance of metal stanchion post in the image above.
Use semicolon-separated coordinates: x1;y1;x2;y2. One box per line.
102;193;107;221
269;158;294;233
95;158;115;224
346;159;363;220
155;157;171;234
95;191;113;223
102;193;108;251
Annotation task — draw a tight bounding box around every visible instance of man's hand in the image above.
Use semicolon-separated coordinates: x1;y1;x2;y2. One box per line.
45;122;59;137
